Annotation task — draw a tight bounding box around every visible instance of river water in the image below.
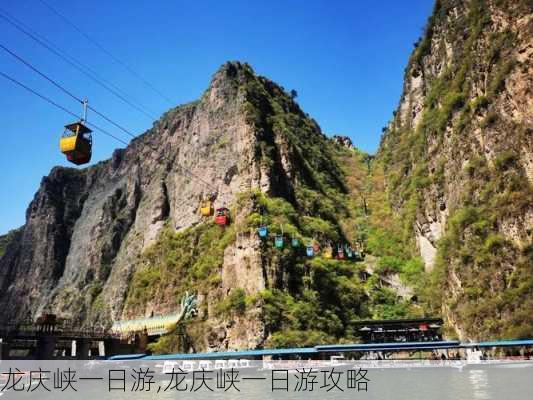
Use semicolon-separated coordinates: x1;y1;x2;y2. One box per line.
0;360;531;399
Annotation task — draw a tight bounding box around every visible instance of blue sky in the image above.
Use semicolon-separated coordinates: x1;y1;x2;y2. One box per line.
0;0;434;234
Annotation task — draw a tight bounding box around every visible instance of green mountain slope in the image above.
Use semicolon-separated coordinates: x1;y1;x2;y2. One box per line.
131;68;425;353
377;0;533;339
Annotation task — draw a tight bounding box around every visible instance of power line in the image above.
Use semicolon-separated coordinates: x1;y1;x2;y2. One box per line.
0;8;158;120
0;71;129;146
37;0;174;104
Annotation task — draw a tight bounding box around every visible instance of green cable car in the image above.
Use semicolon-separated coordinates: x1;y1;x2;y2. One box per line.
274;234;284;248
291;236;300;247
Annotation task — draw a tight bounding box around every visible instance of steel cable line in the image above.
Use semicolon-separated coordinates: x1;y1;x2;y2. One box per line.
0;21;216;192
0;71;129;146
0;42;84;103
37;0;174;105
0;18;231;193
0;42;137;139
0;8;158;120
0;68;215;191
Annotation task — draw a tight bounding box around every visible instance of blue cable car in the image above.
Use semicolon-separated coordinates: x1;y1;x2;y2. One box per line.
258;226;268;238
291;236;300;247
346;244;354;258
306;245;314;257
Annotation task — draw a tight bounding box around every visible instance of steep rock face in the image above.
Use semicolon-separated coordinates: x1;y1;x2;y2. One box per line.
378;0;532;339
120;65;359;352
0;168;88;322
0;62;353;351
0;63;266;327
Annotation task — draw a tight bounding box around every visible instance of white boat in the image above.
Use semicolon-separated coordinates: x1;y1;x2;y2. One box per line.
466;348;484;364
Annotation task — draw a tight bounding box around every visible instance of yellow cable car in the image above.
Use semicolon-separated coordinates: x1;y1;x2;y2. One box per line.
60;122;92;165
324;246;333;259
59;99;92;165
200;199;213;216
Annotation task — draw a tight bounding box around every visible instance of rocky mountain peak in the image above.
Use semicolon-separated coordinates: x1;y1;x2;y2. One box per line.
331;135;354;149
0;60;342;351
1;0;531;350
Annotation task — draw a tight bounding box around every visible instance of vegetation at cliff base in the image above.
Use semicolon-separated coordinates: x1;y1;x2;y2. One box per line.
124;222;236;315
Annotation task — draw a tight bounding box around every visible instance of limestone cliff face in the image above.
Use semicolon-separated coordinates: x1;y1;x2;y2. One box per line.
2;1;531;348
0;65;256;324
0;62;342;350
378;0;532;339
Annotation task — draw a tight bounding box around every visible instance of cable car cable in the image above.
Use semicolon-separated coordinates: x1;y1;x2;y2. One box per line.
0;8;158;119
0;13;215;190
0;42;84;103
0;9;158;120
0;42;136;139
0;71;129;146
37;0;174;105
0;69;214;191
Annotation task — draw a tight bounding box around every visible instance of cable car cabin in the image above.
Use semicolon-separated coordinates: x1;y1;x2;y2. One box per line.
291;237;300;248
258;226;268;238
60;122;92;165
337;245;345;260
324;247;333;259
306;246;314;257
346;246;354;258
274;234;284;248
214;208;230;226
312;242;320;253
200;200;213;216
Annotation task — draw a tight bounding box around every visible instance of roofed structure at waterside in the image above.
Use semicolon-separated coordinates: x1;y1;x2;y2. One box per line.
353;318;443;343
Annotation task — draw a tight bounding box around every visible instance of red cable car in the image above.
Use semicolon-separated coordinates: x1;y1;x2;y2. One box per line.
337;244;345;260
215;207;230;226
